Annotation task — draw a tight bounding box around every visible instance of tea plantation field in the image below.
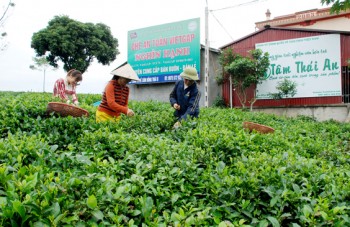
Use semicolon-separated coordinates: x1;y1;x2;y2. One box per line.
1;91;350;226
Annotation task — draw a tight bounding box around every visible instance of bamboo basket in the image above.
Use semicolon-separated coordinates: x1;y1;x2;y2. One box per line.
242;121;274;134
46;102;89;117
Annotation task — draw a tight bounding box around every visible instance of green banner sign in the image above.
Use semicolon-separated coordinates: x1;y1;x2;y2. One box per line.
128;18;200;84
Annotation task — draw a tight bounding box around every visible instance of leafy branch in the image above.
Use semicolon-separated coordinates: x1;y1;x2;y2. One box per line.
320;0;350;14
0;0;15;52
269;78;297;100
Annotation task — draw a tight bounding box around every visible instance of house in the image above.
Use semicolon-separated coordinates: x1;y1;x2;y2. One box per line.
255;7;350;31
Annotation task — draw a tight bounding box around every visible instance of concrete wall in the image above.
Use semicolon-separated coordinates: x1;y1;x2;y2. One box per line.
129;47;222;107
253;104;350;122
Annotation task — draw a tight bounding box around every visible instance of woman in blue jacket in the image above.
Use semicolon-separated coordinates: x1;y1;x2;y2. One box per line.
169;67;201;128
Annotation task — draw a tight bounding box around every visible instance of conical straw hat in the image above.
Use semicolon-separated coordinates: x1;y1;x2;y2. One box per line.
111;63;140;81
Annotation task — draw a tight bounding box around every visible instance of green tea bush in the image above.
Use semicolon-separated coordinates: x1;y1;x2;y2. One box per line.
0;91;350;226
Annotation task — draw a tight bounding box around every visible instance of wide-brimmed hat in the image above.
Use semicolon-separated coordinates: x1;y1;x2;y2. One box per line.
180;67;199;81
111;63;140;81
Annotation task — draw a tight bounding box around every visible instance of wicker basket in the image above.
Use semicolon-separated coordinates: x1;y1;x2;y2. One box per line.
46;102;89;117
242;121;275;134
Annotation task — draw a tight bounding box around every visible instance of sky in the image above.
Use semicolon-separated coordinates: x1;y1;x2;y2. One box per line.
0;0;326;94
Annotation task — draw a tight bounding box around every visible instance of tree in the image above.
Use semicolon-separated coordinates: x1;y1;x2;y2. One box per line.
321;0;350;14
0;0;15;52
31;15;119;73
30;57;57;92
221;48;270;111
218;48;238;84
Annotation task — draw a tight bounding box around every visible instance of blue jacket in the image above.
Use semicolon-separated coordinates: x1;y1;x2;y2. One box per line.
169;80;201;120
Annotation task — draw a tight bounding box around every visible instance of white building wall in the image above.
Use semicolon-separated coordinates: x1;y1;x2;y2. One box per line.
254;105;350;122
129;47;222;107
290;17;350;31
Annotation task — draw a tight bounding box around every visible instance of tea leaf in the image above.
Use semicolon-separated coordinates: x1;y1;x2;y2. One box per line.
13;200;26;219
267;216;280;227
87;195;97;209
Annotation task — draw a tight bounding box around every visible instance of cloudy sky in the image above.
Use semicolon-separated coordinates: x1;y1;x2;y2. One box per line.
0;0;325;94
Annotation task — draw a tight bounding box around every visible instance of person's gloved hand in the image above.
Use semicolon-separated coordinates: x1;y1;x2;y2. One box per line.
66;100;71;104
127;108;135;117
73;101;79;106
173;121;181;129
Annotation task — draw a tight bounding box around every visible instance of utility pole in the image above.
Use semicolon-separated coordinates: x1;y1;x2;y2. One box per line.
204;1;210;107
43;68;46;92
206;0;262;108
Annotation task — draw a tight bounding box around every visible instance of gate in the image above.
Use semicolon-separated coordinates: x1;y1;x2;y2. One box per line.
342;66;350;103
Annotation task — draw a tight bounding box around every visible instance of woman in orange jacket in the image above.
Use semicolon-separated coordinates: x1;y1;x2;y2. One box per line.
96;63;140;122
